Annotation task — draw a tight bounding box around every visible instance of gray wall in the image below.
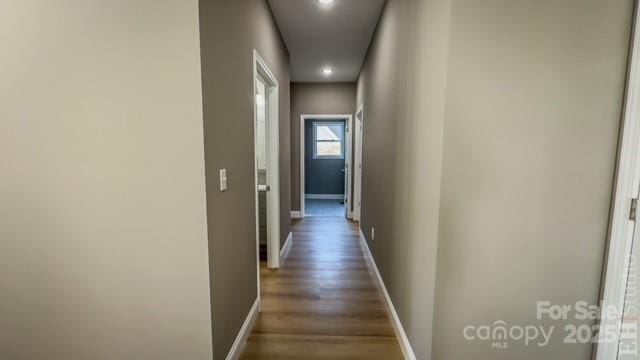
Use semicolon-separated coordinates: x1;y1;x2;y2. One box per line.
356;0;451;358
357;0;634;359
432;0;633;359
198;0;291;358
305;119;347;195
0;0;213;359
291;83;356;211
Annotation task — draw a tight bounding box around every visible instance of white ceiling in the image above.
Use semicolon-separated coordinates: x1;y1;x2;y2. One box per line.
268;0;386;83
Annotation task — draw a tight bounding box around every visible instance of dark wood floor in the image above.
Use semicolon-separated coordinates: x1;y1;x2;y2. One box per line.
240;217;403;359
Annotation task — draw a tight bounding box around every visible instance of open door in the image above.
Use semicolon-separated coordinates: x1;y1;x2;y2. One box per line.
344;117;352;218
353;104;364;222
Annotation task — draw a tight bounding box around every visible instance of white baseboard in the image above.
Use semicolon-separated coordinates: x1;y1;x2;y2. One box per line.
225;297;259;360
359;230;417;360
305;194;344;200
280;232;292;261
290;210;302;219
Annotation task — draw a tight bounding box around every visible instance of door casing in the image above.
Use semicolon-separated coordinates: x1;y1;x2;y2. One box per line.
252;50;281;298
300;114;353;218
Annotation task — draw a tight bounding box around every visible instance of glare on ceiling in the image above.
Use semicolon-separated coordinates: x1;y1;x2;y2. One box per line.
317;0;335;5
321;67;333;76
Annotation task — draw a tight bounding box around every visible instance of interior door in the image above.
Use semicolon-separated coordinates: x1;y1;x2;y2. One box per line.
354;108;364;221
619;183;640;360
255;75;270;264
344;121;349;217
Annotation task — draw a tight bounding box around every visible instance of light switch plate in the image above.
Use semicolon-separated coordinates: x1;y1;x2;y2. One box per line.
219;169;227;192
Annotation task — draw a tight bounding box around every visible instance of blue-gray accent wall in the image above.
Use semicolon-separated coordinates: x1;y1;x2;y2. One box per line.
305;119;346;195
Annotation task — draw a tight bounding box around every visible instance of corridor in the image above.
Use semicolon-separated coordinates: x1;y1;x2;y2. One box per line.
241;218;403;359
3;0;638;359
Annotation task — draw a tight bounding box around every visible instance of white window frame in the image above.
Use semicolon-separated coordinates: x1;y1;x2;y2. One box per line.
312;121;345;160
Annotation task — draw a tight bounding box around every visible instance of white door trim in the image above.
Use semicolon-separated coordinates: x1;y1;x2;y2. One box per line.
595;5;640;359
300;114;353;218
252;50;280;306
346;114;354;219
353;104;364;222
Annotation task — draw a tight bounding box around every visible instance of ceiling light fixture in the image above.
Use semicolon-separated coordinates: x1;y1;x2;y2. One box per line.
317;0;335;5
321;67;333;76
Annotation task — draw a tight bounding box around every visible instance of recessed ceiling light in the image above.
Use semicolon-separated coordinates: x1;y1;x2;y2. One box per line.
317;0;335;5
321;67;333;75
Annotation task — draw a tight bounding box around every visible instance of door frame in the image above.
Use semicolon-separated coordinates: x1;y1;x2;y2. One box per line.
300;114;353;218
252;49;280;283
595;4;640;358
353;104;364;222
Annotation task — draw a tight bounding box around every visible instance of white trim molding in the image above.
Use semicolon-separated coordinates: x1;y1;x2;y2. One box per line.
252;49;280;273
305;194;344;200
346;113;354;220
353;104;364;221
280;232;293;261
595;3;640;358
225;298;259;360
252;49;281;311
359;230;417;360
290;211;303;219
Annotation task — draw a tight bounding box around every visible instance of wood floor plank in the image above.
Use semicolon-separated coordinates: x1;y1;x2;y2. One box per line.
240;217;403;359
243;334;403;360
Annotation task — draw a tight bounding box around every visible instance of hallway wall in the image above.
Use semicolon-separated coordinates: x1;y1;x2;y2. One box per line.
290;83;356;212
198;1;291;358
432;0;633;359
357;0;634;359
356;0;451;358
0;0;213;359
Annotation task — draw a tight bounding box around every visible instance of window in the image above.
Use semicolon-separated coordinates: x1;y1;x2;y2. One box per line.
313;121;345;159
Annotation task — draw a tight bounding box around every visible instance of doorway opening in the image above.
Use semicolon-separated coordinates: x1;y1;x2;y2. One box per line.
300;115;353;218
353;104;364;221
253;49;281;282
